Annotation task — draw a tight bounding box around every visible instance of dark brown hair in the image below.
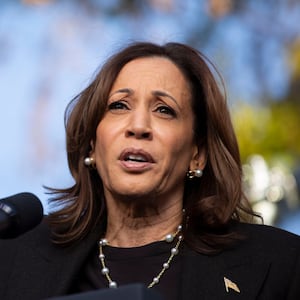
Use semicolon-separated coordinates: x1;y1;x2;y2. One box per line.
48;41;255;253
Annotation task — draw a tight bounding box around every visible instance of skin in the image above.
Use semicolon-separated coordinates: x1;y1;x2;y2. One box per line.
91;57;205;247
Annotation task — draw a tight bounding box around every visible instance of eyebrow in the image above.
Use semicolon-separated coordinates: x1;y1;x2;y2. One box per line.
109;88;133;98
152;90;179;108
109;88;180;108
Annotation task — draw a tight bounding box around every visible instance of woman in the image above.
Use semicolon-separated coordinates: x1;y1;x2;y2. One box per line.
0;42;299;300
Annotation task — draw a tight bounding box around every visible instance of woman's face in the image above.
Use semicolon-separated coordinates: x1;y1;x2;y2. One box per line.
92;57;199;203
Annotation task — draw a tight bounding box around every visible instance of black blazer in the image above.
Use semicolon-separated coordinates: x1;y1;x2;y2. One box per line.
0;221;300;300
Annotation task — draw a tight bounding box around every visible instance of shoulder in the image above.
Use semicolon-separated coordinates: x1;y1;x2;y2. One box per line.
236;222;300;248
183;223;300;299
224;222;300;262
0;217;52;290
0;217;51;253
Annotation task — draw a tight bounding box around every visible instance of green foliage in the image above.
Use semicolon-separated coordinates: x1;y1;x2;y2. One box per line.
232;101;300;168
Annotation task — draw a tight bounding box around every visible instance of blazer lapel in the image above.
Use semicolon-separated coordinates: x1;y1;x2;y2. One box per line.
5;227;100;300
180;247;271;300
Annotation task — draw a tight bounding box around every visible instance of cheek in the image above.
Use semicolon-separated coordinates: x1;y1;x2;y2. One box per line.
93;122;122;172
166;136;194;165
95;121;113;148
93;125;110;163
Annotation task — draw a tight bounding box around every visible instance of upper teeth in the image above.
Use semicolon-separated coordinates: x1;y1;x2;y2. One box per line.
126;154;147;162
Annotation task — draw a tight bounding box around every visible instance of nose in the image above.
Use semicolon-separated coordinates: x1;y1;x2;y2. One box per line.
125;108;152;140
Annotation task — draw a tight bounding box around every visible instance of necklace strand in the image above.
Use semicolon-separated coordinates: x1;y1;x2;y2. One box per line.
98;224;183;289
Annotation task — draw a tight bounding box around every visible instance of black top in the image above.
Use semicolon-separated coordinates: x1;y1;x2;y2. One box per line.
69;240;182;300
1;221;300;299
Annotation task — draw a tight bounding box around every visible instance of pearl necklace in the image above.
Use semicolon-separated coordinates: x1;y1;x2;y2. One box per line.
98;224;183;289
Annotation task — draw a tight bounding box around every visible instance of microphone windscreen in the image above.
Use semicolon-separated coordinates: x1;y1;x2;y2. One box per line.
0;192;44;238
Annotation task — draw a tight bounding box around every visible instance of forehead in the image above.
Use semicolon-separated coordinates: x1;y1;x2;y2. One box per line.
115;57;186;84
111;56;191;98
119;56;181;72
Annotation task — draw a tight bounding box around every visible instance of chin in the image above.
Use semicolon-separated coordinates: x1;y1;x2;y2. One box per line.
119;188;156;199
113;177;156;192
113;184;158;200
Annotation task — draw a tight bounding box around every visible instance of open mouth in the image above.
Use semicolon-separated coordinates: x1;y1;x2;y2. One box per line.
124;154;148;163
120;149;155;164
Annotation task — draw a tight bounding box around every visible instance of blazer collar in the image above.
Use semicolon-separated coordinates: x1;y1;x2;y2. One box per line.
180;246;270;300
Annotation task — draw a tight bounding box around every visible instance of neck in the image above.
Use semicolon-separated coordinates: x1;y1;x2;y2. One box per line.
104;195;183;247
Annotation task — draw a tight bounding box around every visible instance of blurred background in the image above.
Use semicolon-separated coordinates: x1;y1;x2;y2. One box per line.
0;0;299;234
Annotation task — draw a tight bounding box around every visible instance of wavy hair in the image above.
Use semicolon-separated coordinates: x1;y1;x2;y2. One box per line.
48;41;255;254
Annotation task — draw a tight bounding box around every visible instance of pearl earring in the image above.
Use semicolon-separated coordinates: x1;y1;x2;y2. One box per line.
187;169;203;179
194;169;203;177
84;157;96;168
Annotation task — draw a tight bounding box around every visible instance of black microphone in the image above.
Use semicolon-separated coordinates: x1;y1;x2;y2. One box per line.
0;192;44;239
46;283;164;300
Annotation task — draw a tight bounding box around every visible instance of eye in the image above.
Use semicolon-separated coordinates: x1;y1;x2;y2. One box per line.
107;101;129;111
155;105;177;117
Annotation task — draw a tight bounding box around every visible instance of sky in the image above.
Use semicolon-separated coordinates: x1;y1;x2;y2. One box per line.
0;0;299;234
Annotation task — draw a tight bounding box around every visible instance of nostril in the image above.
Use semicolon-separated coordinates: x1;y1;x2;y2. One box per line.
126;130;135;137
125;129;152;139
141;132;151;138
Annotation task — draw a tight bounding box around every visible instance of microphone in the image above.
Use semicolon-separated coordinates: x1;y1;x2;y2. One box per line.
0;192;44;239
46;283;164;300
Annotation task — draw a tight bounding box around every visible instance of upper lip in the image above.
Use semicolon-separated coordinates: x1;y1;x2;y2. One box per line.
119;148;155;163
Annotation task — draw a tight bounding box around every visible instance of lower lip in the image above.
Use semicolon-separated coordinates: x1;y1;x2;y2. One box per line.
119;160;153;172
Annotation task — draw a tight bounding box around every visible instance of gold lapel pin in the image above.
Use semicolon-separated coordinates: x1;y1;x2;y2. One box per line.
224;277;240;293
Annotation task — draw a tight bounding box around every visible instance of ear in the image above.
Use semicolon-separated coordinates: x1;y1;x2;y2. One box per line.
89;140;96;159
189;145;206;171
